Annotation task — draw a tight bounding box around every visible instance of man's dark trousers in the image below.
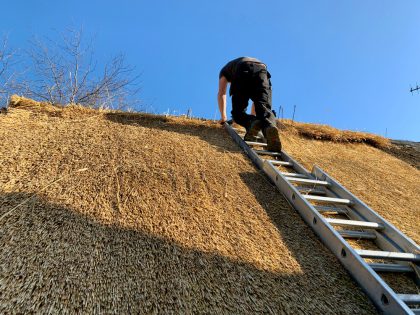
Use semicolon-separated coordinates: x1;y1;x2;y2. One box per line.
230;62;276;132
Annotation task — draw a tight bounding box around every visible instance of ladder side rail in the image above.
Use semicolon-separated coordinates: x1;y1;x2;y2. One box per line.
307;182;406;253
309;175;413;256
278;150;313;179
281;159;384;239
311;166;420;254
225;124;415;313
224;123;265;169
302;182;368;220
308;184;399;254
314;201;411;258
228;123;313;179
264;161;413;314
312;165;420;286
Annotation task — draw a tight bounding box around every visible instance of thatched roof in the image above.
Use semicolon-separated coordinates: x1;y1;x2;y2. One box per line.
1;96;418;313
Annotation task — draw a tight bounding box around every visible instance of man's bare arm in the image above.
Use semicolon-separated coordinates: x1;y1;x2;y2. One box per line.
217;76;228;123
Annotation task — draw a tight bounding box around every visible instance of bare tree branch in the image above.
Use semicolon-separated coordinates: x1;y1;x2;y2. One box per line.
0;35;19;106
24;28;141;109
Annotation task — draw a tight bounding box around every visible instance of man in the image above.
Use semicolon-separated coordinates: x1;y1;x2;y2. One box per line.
217;57;282;152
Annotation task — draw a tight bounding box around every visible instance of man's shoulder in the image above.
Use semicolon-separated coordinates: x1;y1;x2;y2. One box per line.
219;57;243;79
219;61;233;79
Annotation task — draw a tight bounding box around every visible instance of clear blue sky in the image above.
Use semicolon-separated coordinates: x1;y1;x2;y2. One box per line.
2;0;420;140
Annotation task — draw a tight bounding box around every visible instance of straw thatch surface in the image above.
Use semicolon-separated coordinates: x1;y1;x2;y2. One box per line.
0;99;376;313
279;119;420;169
280;119;390;148
280;129;420;245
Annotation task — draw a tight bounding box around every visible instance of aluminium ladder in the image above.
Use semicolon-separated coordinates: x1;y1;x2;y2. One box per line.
224;122;420;315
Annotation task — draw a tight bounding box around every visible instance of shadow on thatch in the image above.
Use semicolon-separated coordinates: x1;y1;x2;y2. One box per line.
104;112;240;154
239;171;314;263
381;141;420;170
0;192;375;314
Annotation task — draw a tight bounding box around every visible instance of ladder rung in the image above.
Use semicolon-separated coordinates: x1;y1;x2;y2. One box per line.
237;133;265;139
286;177;330;186
369;263;413;273
357;250;420;262
296;186;327;195
240;134;264;140
268;160;293;167
253;136;264;140
397;294;420;305
339;230;377;240
245;141;267;147
304;195;352;205
235;131;264;141
326;218;384;230
254;150;282;157
282;172;308;179
314;205;348;214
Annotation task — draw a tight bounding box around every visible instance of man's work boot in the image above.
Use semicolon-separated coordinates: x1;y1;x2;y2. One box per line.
265;125;282;152
244;120;262;141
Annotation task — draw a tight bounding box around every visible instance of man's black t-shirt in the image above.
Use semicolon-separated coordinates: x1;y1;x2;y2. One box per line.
219;57;264;82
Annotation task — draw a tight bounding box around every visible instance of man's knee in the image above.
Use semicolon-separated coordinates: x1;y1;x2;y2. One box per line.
231;107;248;122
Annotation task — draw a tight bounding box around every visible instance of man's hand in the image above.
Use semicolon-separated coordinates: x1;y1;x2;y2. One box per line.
218;115;228;125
